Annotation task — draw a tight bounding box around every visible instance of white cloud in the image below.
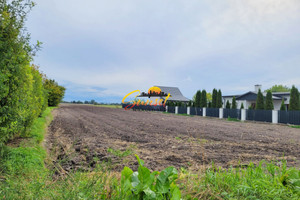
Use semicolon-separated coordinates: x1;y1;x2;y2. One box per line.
28;0;300;101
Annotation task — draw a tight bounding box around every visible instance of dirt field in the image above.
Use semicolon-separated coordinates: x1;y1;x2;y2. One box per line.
46;104;300;172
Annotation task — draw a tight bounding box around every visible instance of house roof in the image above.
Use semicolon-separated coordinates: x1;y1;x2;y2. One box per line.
232;91;284;101
154;86;190;102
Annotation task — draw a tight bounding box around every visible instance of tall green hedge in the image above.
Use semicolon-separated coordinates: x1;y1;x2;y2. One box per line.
0;0;65;147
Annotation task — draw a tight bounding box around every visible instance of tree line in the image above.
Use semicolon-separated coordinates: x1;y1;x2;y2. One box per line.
0;0;65;147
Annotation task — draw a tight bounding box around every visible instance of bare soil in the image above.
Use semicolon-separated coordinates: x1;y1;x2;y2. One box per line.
46;104;300;172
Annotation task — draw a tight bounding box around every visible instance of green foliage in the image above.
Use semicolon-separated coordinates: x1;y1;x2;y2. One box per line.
212;89;217;108
265;85;291;92
0;1;46;147
208;101;212;108
194;90;201;108
180;161;300;200
44;79;66;107
265;91;274;110
121;155;181;200
206;92;212;102
289;85;300;111
107;147;133;158
200;90;207;108
231;96;237;109
256;89;265;110
187;100;193;107
216;89;222;108
225;100;230;109
228;117;240;122
280;99;286;111
241;102;244;109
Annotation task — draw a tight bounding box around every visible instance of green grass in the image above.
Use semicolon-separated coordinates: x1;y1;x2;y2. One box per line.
290;125;300;129
180;161;300;200
1;107;299;199
227;117;241;122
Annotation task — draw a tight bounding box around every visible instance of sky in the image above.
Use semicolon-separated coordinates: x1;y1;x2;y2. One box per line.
27;0;300;103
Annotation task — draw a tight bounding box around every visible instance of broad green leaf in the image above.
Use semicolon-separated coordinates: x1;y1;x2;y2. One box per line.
171;186;181;200
143;187;156;200
135;154;144;166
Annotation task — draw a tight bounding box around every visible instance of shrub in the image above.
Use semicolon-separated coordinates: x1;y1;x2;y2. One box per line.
256;89;265;110
289;85;300;111
280;99;286;111
44;79;66;107
195;90;201;108
232;96;237;109
121;155;181;200
212;89;217;108
216;89;222;108
200;90;207;108
225;100;231;109
265;91;274;110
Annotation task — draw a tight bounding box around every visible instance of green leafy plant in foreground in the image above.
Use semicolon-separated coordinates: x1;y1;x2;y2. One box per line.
121;155;181;200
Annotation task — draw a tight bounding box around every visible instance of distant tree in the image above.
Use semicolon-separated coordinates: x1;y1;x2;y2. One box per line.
212;89;217;108
200;90;207;108
84;100;89;104
216;90;222;108
241;102;244;109
289;85;300;110
208;101;212;108
44;79;66;106
195;90;202;107
187;100;193;107
225;100;231;109
90;99;96;104
232;96;237;109
265;91;274;110
280;99;286;111
206;92;212;103
265;85;291;93
256;89;265;110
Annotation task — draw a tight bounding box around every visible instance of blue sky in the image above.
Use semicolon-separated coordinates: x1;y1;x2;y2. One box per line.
27;0;300;103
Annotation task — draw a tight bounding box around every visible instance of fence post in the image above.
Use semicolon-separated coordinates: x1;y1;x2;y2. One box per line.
272;110;278;124
219;108;223;119
241;109;246;121
187;106;190;115
166;106;168;112
175;106;178;114
203;108;206;117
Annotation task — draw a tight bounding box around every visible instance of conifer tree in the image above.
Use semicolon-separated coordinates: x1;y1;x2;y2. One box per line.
241;102;244;109
289;86;300;110
216;89;222;108
200;90;207;108
232;96;237;109
256;89;265;110
265;91;274;110
225;100;230;109
280;99;286;111
195;90;202;108
212;89;217;108
208;101;212;108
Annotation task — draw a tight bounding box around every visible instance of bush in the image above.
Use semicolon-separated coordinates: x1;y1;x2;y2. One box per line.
289;86;300;111
0;1;64;147
232;96;237;109
256;89;265;110
121;155;181;200
44;79;66;107
225;100;231;109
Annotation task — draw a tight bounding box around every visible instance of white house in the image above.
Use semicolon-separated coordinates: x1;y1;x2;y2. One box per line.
222;85;290;110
